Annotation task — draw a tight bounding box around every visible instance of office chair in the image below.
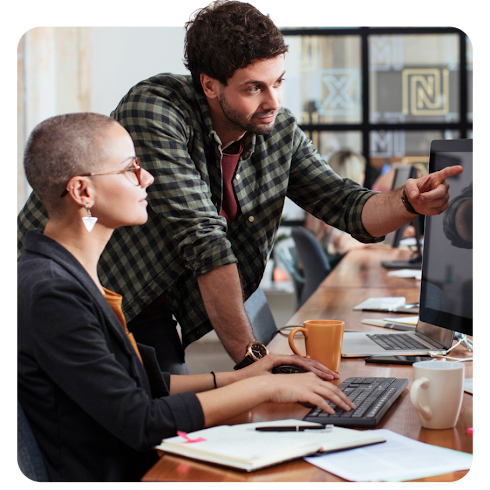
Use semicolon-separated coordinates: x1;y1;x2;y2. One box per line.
291;227;332;306
18;400;49;481
244;287;279;345
275;247;305;307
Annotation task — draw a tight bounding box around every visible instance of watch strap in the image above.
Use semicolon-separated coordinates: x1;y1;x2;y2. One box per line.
233;355;255;370
401;188;421;215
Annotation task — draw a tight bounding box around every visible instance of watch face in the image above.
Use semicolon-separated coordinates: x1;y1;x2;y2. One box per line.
249;342;268;360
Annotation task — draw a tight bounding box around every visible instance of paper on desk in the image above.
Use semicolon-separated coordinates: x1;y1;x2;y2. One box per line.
387;269;422;279
383;316;419;326
353;297;406;311
304;429;472;482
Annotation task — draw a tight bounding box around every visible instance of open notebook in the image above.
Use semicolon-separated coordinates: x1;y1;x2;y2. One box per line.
155;419;386;472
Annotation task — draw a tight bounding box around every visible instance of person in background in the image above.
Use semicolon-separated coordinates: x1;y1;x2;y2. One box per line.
305;151;418;265
18;113;354;482
304;150;369;266
371;163;396;192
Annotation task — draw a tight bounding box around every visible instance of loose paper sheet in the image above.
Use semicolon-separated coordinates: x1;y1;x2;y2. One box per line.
383;315;419;325
387;269;422;279
353;297;406;311
304;429;472;482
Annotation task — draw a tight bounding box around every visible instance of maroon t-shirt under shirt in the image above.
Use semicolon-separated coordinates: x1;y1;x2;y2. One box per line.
141;140;243;313
219;141;243;224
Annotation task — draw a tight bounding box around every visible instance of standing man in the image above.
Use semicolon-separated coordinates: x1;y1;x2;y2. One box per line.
18;1;461;374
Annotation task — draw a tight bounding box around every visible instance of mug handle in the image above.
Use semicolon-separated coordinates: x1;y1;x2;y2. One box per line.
410;377;433;420
288;327;309;358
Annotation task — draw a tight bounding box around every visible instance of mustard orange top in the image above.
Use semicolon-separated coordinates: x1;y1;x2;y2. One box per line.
103;287;143;364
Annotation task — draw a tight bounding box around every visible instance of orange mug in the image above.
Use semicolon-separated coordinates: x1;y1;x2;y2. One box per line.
288;320;345;373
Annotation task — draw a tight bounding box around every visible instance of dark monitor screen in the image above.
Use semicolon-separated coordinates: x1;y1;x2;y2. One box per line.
419;139;473;337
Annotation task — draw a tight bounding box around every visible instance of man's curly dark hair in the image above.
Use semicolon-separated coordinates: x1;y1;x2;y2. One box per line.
184;1;288;93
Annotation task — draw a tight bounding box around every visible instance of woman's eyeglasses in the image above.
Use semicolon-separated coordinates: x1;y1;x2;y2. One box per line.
60;158;142;198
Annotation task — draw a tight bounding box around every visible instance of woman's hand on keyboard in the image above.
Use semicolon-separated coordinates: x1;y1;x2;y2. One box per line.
240;354;340;381
269;372;356;414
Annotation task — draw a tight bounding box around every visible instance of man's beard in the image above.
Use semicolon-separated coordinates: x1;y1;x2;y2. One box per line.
218;91;277;136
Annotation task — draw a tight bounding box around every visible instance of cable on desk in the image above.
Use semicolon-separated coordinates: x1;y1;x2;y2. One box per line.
429;334;473;361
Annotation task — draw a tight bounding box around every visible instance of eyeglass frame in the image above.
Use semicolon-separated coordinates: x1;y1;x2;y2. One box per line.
60;157;142;198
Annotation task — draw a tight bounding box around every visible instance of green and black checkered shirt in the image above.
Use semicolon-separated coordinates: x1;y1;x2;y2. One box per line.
17;73;383;347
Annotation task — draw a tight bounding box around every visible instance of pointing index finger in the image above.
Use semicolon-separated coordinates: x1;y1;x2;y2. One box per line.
433;165;463;183
415;165;463;202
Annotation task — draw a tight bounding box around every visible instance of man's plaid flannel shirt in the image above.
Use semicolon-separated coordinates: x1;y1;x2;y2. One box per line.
17;74;383;347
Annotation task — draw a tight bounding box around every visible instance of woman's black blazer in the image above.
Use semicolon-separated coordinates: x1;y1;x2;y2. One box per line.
18;231;204;481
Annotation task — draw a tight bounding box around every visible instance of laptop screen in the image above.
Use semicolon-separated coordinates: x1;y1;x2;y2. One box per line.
418;139;473;344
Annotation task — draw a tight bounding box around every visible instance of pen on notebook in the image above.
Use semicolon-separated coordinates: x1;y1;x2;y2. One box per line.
255;424;332;432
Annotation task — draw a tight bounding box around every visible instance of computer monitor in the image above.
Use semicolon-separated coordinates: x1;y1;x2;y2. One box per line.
418;139;473;339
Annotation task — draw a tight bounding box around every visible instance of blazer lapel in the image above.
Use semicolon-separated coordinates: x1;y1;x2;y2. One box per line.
25;231;152;394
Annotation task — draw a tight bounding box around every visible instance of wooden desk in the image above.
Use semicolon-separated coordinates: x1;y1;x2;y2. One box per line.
321;246;421;289
142;247;473;482
287;287;420;330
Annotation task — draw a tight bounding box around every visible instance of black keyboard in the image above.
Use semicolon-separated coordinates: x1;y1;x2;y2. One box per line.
304;377;409;428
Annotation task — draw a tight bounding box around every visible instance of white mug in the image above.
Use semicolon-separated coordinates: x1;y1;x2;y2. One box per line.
410;361;465;429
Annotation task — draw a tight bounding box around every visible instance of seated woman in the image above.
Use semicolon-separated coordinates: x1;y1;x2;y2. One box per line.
18;113;354;482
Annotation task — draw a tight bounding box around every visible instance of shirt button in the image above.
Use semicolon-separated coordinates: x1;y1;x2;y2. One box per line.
248;216;254;223
235;174;240;180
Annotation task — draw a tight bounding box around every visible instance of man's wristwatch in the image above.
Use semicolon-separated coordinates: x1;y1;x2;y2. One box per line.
233;341;269;370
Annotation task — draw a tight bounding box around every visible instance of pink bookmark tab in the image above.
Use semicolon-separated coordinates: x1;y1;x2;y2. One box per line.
177;430;206;443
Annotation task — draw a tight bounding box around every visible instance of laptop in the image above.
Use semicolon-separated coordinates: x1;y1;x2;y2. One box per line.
341;319;454;357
